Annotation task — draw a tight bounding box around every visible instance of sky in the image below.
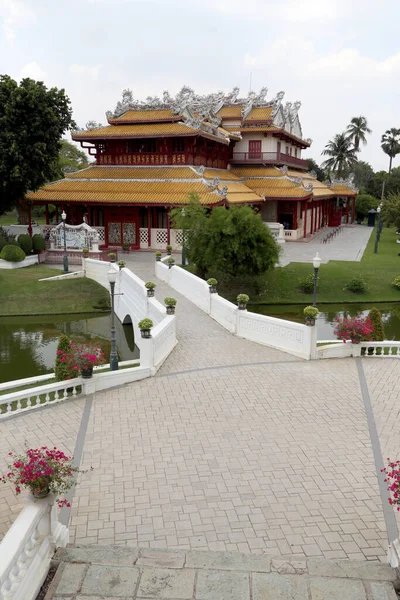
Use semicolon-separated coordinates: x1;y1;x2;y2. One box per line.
1;0;399;172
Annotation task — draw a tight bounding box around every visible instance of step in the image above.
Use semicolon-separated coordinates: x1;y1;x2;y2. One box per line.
43;544;399;599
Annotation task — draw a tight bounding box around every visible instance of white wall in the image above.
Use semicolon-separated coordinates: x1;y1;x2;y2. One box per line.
0;255;39;269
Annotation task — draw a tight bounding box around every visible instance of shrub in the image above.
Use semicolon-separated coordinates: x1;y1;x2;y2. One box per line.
155;251;162;257
108;252;116;261
118;260;126;267
32;234;46;252
343;276;368;293
17;234;33;255
167;257;175;264
145;281;156;290
138;318;153;330
369;307;384;341
164;297;177;306
166;245;172;251
92;297;111;310
207;278;218;286
55;335;71;381
82;247;89;255
298;274;317;294
304;306;319;318
237;293;250;304
333;315;374;343
1;245;25;262
392;276;400;290
0;236;7;251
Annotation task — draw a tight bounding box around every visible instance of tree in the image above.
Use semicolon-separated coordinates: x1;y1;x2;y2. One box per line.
307;158;326;182
368;308;385;341
366;170;387;198
0;75;75;216
355;194;379;221
52;140;90;180
350;160;374;191
381;128;400;173
321;133;357;178
381;194;400;231
171;198;280;279
346;116;371;152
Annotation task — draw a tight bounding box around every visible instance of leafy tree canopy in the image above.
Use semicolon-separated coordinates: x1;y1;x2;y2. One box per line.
381;194;400;231
52;140;90;180
350;161;374;192
355;194;379;219
0;75;75;216
171;196;280;279
321;133;358;178
346;116;371;152
306;158;326;182
381;128;400;173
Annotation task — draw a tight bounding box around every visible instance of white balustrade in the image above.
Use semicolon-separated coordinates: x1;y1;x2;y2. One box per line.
359;341;400;357
0;495;68;600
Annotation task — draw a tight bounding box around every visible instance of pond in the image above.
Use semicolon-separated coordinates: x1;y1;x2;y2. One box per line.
0;313;139;384
249;302;400;341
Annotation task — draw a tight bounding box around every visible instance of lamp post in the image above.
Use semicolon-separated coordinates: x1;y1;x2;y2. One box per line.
374;203;383;254
107;269;119;371
312;252;322;307
181;208;186;267
61;210;68;274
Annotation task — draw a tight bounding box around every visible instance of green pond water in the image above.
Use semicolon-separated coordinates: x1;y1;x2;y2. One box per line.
0;313;139;384
249;302;400;341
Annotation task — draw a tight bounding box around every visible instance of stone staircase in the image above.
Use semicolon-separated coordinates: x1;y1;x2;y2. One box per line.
43;545;399;599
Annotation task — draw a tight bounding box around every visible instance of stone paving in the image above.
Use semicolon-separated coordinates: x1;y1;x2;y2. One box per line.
47;545;398;599
280;224;373;266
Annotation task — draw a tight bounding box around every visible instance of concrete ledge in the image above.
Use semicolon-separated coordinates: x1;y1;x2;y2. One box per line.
0;255;39;269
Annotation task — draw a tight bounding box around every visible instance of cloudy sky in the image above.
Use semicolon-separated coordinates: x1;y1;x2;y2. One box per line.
1;0;399;171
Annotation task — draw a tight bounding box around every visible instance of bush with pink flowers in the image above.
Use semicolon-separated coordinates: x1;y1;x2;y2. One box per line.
381;458;400;511
56;342;106;378
333;314;374;343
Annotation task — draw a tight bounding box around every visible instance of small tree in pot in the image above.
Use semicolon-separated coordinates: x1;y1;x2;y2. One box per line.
237;293;249;310
82;247;89;258
108;252;116;263
166;245;172;255
167;257;175;269
207;278;218;293
138;318;153;338
118;260;126;270
165;297;177;315
303;305;319;326
155;251;162;261
145;281;156;297
122;242;131;253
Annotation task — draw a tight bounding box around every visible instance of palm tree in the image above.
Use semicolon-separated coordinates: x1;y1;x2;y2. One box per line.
346;116;372;152
381;128;400;173
321;133;358;178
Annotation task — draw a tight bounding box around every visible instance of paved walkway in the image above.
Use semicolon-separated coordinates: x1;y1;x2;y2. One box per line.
2;243;400;576
280;225;373;266
47;545;398;599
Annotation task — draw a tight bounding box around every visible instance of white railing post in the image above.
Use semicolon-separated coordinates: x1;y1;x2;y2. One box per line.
310;325;318;360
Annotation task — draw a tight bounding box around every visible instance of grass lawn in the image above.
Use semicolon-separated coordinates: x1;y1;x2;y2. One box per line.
215;226;400;305
0;266;109;316
0;211;46;226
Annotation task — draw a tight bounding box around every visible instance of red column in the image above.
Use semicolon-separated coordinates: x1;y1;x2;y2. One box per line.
27;204;33;237
303;202;307;238
147;206;152;247
351;196;356;224
45;204;49;225
167;211;171;245
293;203;298;230
310;202;314;235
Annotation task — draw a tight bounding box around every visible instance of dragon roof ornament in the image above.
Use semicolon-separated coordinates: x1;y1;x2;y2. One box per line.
216;185;228;198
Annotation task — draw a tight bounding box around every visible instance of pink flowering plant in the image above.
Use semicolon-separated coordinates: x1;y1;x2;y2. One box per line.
333;314;374;344
0;446;91;507
57;342;106;378
381;458;400;511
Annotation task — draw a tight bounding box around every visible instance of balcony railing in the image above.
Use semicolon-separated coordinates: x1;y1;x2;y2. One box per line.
231;151;308;169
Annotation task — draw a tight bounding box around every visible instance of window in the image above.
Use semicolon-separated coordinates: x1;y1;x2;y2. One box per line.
295;148;298;158
126;139;157;153
248;140;262;158
285;145;289;155
97;143;106;154
172;138;185;152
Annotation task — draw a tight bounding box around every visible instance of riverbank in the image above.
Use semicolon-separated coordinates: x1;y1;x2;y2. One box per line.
216;226;400;305
0;265;109;316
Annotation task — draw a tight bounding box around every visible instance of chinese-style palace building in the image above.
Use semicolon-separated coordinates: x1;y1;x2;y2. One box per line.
25;86;358;249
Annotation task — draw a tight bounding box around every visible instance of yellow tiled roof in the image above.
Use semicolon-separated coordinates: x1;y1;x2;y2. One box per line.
243;178;311;199
239;126;282;133
216;106;243;119
73;123;200;139
244;107;273;122
68;166;200;179
286;170;337;198
330;184;357;196
26;190;223;205
226;192;264;204
41;181;209;194
108;109;180;123
203;169;241;181
230;166;281;178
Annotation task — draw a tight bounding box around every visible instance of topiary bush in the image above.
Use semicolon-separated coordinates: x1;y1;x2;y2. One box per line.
32;234;46;252
0;236;7;251
343;276;368;293
367;307;384;355
1;245;25;262
17;234;33;255
298;274;317;294
55;335;71;381
392;276;400;290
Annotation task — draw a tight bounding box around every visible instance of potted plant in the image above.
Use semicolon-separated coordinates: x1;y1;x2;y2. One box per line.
167;257;175;269
57;342;106;378
122;242;131;253
0;446;90;507
166;244;172;255
237;293;249;310
165;297;177;315
145;281;156;297
155;251;162;262
118;260;126;270
108;252;116;263
303;305;319;326
82;247;89;258
333;314;374;344
207;278;218;293
138;318;153;339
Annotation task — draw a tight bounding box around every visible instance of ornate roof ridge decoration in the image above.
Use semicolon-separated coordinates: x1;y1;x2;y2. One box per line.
193;166;206;176
303;182;314;192
288;175;303;185
279;166;288;175
309;170;318;179
216;185;228;198
202;177;220;188
330;175;358;192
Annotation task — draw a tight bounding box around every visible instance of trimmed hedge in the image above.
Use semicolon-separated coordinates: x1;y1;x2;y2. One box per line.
1;245;26;262
17;234;33;255
32;234;46;252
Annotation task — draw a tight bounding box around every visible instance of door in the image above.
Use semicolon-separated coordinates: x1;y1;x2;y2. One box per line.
248;140;262;159
105;207;139;248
